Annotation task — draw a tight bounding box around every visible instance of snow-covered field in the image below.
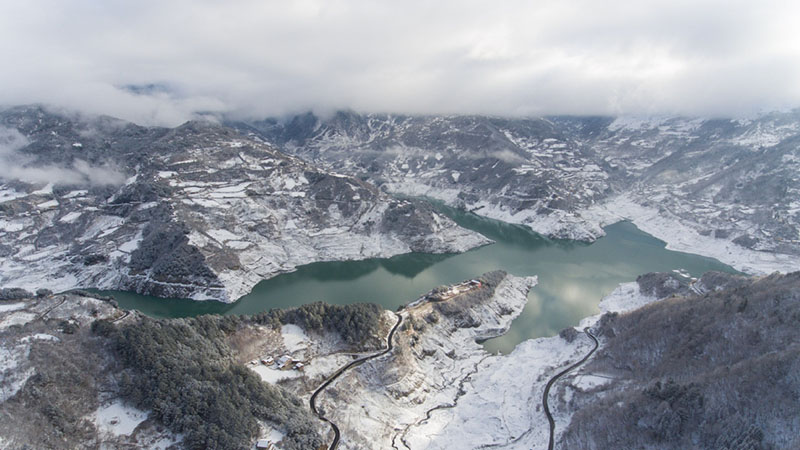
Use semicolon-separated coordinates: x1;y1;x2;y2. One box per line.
249;365;302;384
281;324;309;353
91;400;149;436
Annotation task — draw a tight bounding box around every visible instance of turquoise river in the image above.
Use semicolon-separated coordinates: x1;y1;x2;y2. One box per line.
103;204;736;353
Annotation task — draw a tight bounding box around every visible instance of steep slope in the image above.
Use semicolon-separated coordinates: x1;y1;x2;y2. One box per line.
237;110;800;273
0;106;489;302
557;271;800;449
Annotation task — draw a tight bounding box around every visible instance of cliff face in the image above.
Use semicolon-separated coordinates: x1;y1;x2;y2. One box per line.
0;107;489;302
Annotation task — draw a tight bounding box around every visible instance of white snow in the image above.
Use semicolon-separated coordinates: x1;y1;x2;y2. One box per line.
207;228;240;243
117;230;143;253
81;215;125;240
31;183;54;195
0;302;25;313
283;178;299;190
597;281;657;314
268;428;285;442
0;188;27;203
92;399;149;436
214;182;252;193
583;195;800;275
571;374;613;390
62;190;89;199
0;219;29;232
36;199;59;209
59;211;83;223
281;324;309;353
183;198;220;208
20;333;61;343
301;353;354;381
226;240;252;250
0;312;37;330
416;333;589;450
249;364;301;384
0;342;33;402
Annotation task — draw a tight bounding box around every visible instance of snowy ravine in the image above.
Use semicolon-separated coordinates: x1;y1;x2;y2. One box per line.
0;107;489;302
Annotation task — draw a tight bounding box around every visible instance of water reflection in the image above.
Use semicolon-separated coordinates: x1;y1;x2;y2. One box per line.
379;252;455;278
276;259;381;282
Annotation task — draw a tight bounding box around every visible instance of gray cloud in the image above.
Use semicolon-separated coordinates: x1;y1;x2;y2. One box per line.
1;0;798;125
0;127;126;186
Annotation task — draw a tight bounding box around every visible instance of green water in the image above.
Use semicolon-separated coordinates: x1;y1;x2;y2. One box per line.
102;205;736;353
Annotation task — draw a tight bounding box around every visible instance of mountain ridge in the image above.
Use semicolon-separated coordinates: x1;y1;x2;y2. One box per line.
0;106;489;302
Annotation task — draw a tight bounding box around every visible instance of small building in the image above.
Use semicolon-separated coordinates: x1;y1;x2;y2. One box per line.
256;439;274;449
277;355;294;370
261;356;274;365
294;362;304;371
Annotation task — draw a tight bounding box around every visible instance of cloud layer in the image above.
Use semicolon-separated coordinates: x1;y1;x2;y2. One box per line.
2;0;799;125
0;127;126;186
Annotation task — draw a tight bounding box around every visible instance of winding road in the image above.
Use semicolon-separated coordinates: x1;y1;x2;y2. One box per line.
310;312;404;450
543;328;598;450
35;295;67;321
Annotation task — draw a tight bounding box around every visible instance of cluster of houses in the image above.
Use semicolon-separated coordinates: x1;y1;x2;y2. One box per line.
249;354;305;371
425;279;482;302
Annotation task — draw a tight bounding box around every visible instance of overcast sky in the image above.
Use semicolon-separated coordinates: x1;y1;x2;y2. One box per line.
1;0;799;125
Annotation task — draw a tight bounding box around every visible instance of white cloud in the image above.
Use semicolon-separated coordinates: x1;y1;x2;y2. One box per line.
1;0;799;125
0;127;126;186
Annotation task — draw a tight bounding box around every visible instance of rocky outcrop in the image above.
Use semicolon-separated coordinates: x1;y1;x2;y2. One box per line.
0;106;489;302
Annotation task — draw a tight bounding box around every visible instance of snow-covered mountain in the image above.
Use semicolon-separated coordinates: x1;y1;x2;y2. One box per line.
236;110;800;273
0;106;489;302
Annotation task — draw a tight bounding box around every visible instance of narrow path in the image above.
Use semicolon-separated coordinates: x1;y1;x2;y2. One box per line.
36;295;67;321
543;328;598;450
310;313;404;450
111;310;130;323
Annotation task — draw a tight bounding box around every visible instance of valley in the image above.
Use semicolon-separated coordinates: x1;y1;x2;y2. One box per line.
1;106;798;450
237;111;800;273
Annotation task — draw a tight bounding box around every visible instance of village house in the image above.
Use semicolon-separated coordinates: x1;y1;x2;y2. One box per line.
255;438;275;449
277;355;294;370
